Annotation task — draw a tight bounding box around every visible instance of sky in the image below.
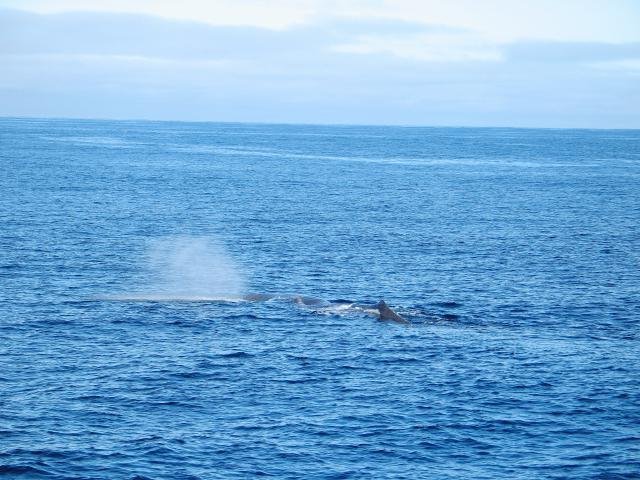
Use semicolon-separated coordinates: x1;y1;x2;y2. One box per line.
1;0;639;128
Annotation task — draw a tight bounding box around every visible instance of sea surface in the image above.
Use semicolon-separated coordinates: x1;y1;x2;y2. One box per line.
1;117;639;479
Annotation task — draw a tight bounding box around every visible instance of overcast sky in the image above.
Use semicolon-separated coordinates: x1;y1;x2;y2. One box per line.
1;0;639;128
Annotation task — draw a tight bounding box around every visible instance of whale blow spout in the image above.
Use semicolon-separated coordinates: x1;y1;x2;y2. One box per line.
376;300;409;324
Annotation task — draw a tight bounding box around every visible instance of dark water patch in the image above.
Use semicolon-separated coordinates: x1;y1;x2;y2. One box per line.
143;446;180;456
591;474;640;480
337;363;371;372
276;376;330;385
0;263;22;270
225;313;260;320
169;369;231;381
378;356;422;365
216;351;254;359
2;449;67;460
431;301;463;309
0;465;52;476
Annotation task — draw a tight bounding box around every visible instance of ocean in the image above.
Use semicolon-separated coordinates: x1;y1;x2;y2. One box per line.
1;117;639;479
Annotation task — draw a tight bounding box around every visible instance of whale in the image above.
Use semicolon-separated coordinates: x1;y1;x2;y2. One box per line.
96;293;409;324
241;293;327;306
243;294;408;324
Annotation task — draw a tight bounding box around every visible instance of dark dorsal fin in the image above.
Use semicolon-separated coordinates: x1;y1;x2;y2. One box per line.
376;300;409;324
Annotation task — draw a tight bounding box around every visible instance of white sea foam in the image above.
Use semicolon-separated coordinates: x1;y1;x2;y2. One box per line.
165;144;595;168
42;135;144;149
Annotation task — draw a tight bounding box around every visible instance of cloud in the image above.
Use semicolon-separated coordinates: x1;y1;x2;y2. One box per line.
506;41;640;63
0;9;297;60
5;0;640;44
0;0;320;30
0;8;503;64
0;8;639;127
590;59;640;73
5;9;640;66
332;32;502;63
2;9;476;61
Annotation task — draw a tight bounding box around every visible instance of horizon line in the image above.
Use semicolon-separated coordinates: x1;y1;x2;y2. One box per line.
1;114;639;132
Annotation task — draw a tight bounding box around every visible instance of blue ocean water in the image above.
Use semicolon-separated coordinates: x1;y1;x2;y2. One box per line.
1;117;639;479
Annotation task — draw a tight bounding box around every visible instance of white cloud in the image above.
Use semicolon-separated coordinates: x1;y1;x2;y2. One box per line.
0;0;319;29
0;5;639;127
1;9;498;64
332;32;502;63
3;0;639;43
589;59;640;73
368;0;640;44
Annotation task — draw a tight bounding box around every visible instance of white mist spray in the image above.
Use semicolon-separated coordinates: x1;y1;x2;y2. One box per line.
139;235;247;300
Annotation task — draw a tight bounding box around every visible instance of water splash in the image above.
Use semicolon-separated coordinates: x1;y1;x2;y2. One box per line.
135;235;247;300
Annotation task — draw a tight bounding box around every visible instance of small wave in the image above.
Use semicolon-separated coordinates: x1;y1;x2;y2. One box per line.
217;351;253;359
0;464;52;476
170;371;222;380
143;446;179;456
432;301;462;308
226;313;260;320
4;449;66;459
379;356;422;365
277;377;325;384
